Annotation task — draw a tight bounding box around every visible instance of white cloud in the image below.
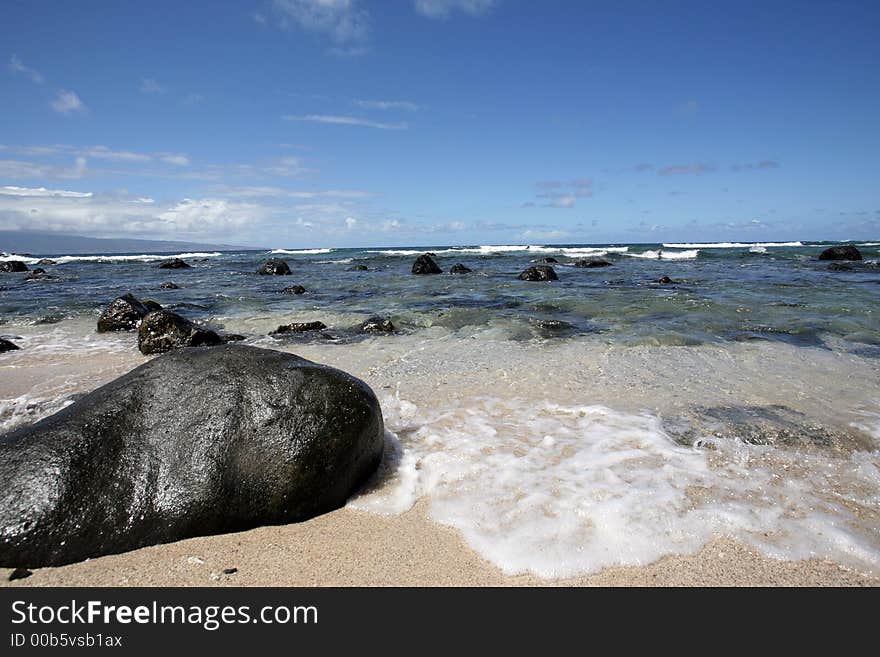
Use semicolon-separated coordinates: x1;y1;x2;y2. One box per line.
182;93;204;106
157;198;259;232
283;114;407;130
139;77;165;94
344;216;357;229
50;90;86;115
354;99;420;111
210;185;375;199
519;228;571;241
9;55;43;84
271;0;370;44
158;153;191;166
84;146;152;163
0;185;92;198
414;0;497;19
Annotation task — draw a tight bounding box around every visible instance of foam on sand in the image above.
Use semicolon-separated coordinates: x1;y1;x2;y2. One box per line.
350;395;880;578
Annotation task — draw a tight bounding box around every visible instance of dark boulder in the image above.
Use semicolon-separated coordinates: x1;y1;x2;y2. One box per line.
137;310;223;355
360;316;395;334
0;338;20;353
281;285;306;295
142;300;163;312
412;254;442;275
827;263;854;272
8;567;32;581
36;259;57;266
0;345;385;567
0;261;28;273
531;257;558;264
258;259;292;275
347;265;370;272
518;265;558;281
574;259;612;268
160;282;180;289
271;321;327;335
97;293;152;332
450;263;472;274
818;246;862;261
221;333;246;343
657;276;674;284
157;258;192;269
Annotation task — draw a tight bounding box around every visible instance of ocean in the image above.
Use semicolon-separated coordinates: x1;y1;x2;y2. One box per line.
2;240;879;578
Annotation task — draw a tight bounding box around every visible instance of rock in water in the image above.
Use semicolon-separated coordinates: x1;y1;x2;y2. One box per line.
0;261;29;273
24;268;60;281
658;276;674;284
818;245;862;261
0;345;385;567
271;321;327;335
258;259;292;275
160;281;180;289
36;259;56;266
531;257;558;264
412;254;442;275
347;265;369;271
360;316;395;334
138;310;223;355
281;285;306;295
517;265;558;281
827;263;853;272
450;263;472;274
0;338;20;353
97;293;152;332
157;258;192;269
573;259;612;268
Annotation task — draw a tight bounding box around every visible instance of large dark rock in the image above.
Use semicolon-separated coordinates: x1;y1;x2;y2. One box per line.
258;259;292;275
137;310;223;355
360;317;394;334
0;345;385;567
574;259;612;268
0;338;20;353
412;254;442;275
0;261;29;273
450;263;472;274
281;285;306;295
819;246;862;261
157;258;192;269
97;294;152;332
271;321;327;335
518;265;558;281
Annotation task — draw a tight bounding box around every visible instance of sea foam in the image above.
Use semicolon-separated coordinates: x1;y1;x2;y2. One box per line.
663;241;803;248
0;251;222;265
350;395;880;578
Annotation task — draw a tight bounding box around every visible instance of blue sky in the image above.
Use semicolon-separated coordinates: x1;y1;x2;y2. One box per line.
1;0;878;248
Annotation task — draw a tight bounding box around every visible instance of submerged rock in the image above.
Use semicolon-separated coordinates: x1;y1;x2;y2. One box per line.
0;345;385;567
271;321;327;335
137;310;223;355
347;265;370;271
450;263;472;274
97;293;152;332
827;263;853;272
0;338;20;353
531;257;558;264
657;276;674;284
36;259;56;266
360;316;395;334
258;259;292;275
819;245;862;261
518;265;558;281
24;268;60;281
160;281;180;289
0;261;28;273
281;285;306;295
412;254;442;275
574;259;612;268
157;258;192;269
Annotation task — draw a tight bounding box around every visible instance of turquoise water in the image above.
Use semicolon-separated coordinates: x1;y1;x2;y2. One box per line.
2;240;879;352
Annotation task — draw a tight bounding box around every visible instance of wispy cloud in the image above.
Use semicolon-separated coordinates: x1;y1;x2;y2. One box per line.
354;99;420;111
139;77;165;94
182;93;204;106
731;160;780;171
0;157;86;179
528;178;592;208
414;0;498;19
677;99;700;115
210;184;375;199
0;185;92;198
50;90;86;115
283;114;408;130
270;0;370;45
657;163;715;176
9;55;43;84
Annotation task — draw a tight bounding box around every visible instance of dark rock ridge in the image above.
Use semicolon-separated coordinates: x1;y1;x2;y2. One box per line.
97;293;154;332
412;254;442;275
138;310;223;355
450;263;472;274
518;265;558;281
157;258;192;269
574;259;612;268
531;257;558;264
281;285;306;295
0;261;29;273
360;317;394;334
24;268;60;281
271;321;327;335
160;282;180;289
258;259;292;275
818;245;862;261
347;265;370;271
36;259;57;266
0;345;385;567
142;300;163;312
0;338;20;353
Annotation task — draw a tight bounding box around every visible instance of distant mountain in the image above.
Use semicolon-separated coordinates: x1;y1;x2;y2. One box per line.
0;231;260;255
